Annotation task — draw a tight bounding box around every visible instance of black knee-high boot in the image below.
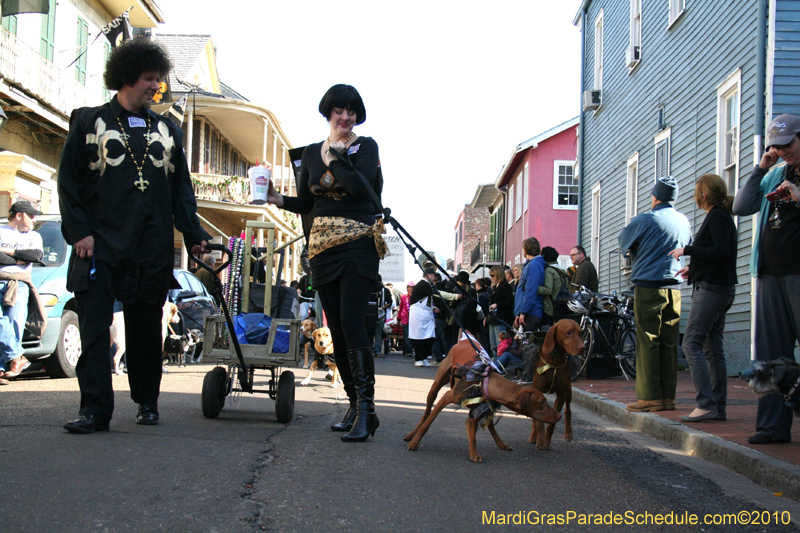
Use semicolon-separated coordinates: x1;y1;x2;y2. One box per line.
341;347;379;442
331;351;358;431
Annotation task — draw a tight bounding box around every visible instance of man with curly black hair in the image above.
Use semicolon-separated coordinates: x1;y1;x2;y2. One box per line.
59;37;210;434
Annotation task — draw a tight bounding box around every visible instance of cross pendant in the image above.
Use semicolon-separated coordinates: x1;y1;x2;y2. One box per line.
134;171;149;192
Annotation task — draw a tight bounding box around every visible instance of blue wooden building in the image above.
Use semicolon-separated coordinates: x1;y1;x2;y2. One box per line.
573;0;800;372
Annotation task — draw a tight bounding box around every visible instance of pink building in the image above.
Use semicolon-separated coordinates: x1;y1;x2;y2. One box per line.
496;117;579;269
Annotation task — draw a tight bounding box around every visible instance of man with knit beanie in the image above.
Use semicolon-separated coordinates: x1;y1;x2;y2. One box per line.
618;176;692;412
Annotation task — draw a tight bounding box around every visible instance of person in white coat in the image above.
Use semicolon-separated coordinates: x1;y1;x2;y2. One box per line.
409;268;461;367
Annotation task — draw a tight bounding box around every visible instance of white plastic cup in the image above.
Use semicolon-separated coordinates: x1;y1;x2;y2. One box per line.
248;166;271;205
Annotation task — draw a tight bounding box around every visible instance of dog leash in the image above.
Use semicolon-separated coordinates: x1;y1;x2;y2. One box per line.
784;375;800;407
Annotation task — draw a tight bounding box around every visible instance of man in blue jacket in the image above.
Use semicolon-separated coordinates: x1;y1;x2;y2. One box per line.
618;176;691;412
514;237;545;332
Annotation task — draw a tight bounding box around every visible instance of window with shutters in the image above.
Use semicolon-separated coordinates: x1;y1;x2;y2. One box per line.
629;0;641;67
75;17;88;85
523;163;529;213
507;184;514;229
515;175;522;220
102;43;112;101
716;69;741;193
591;183;601;265
669;0;686;28
594;10;604;91
2;15;18;35
626;153;639;225
40;0;56;61
553;161;578;210
654;128;671;181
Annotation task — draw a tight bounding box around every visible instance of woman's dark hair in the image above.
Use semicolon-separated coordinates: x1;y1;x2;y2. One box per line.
522;237;541;257
695;174;735;214
318;84;367;125
104;37;172;91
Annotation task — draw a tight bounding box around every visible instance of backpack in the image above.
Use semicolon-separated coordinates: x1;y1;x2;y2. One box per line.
547;265;571;302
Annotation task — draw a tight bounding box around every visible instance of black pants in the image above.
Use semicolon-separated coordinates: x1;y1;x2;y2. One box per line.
75;265;168;422
314;265;373;355
411;338;434;362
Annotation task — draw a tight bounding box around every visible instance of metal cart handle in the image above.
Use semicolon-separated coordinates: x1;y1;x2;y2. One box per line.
190;243;232;277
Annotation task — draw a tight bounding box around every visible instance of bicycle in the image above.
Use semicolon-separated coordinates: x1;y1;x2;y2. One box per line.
563;287;636;381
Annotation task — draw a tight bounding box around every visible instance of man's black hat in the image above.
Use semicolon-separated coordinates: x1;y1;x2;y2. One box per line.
9;200;42;217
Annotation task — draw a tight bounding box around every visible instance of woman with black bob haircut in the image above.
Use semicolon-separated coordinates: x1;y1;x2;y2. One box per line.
318;84;366;125
103;38;172;92
267;84;386;442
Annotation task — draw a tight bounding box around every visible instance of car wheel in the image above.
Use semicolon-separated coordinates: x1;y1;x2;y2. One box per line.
44;310;80;378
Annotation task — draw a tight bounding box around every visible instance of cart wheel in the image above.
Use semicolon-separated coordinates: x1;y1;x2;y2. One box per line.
202;367;228;419
275;370;295;423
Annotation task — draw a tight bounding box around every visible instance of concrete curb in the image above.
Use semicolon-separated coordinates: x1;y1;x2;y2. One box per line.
572;386;800;502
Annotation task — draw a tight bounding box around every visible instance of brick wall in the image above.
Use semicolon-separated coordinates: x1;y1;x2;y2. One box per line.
462;206;491;271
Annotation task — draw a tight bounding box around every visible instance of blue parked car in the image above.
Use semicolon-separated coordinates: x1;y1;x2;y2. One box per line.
20;217;218;378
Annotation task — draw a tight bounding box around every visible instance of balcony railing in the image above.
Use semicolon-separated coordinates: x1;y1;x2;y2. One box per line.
192;173;252;204
0;28;102;118
192;173;299;231
470;241;481;266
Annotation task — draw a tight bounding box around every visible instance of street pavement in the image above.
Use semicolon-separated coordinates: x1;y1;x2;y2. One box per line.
2;353;800;532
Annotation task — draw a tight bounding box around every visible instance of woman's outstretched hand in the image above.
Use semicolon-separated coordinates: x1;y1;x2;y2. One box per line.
266;180;283;207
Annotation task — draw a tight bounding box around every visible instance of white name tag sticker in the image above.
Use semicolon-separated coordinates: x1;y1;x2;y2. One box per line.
348;144;360;155
128;117;147;128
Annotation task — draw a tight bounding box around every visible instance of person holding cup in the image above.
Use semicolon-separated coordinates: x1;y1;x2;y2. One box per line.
266;84;386;442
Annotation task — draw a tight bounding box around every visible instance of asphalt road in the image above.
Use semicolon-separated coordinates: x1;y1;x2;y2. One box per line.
3;352;800;533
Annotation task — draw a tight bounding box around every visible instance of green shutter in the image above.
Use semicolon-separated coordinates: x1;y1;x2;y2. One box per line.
2;15;18;35
102;42;111;101
75;17;88;85
39;0;56;61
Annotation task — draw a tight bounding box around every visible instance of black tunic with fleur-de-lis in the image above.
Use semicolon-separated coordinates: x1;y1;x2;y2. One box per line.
58;96;210;303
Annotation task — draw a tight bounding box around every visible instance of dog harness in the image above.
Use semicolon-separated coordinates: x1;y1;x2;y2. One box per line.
537;349;568;394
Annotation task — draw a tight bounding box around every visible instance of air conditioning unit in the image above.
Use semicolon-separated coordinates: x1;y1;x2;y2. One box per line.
582;89;601;111
621;252;633;272
625;45;641;68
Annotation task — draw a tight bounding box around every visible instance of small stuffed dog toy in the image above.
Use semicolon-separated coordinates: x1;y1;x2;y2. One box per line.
740;358;800;417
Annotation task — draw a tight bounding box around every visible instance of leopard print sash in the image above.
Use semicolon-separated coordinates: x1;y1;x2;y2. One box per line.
308;216;389;260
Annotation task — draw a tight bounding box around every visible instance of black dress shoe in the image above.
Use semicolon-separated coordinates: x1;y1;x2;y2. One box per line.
747;432;789;445
136;403;159;425
64;414;109;434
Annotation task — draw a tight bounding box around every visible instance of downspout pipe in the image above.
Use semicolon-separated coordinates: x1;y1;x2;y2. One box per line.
755;0;767;156
750;0;767;362
576;7;587;246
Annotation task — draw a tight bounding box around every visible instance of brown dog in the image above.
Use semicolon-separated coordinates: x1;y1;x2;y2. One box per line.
301;326;341;388
404;336;562;463
300;319;318;369
528;319;585;450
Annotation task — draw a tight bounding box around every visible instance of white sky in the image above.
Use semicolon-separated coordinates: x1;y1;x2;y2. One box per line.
154;0;583;284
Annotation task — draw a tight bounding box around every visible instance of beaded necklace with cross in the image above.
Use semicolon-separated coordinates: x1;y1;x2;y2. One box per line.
116;114;152;192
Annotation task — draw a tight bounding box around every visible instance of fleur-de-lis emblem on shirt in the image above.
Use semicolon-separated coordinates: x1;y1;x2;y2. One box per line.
148;121;175;177
86;118;124;175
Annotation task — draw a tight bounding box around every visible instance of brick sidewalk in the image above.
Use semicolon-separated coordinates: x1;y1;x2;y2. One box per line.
577;370;800;467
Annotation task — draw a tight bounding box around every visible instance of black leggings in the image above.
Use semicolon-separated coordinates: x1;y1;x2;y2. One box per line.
314;267;373;354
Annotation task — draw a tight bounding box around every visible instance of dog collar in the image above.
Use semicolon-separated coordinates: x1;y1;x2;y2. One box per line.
537;350;568;394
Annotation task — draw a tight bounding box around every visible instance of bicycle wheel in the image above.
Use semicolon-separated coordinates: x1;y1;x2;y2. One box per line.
617;326;636;378
570;324;593;381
